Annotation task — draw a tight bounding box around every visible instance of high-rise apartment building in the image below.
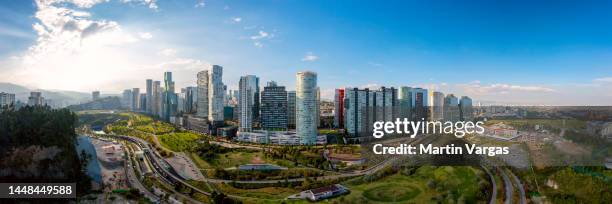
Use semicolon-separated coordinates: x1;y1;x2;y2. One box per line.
208;65;224;124
429;91;444;121
261;81;288;130
333;89;345;128
238;75;259;132
316;87;320;128
443;94;460;122
296;71;318;145
132;88;140;111
459;96;473;121
122;89;132;109
344;87;397;137
287;91;296;129
92;91;100;101
28;92;44;106
146;79;153;113
0;92;15;106
196;70;209;119
153;81;161;116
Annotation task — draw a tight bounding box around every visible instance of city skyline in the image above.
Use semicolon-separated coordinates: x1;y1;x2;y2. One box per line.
1;0;612;105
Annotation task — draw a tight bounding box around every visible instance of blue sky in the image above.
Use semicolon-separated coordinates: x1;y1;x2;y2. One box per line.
1;0;612;105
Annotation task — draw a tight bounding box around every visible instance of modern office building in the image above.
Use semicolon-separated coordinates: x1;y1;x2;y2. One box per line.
196;70;209;119
163;72;176;121
238;75;259;132
122;89;132;109
411;88;428;121
208;65;224;124
296;71;318;145
316;87;321;128
132;88;140;111
459;96;473;121
287;91;296;129
333;89;345;128
139;93;147;112
28;92;45;106
443;94;460;122
146;79;153;113
397;86;413;120
429;91;444;121
183;86;197;113
0;92;15;106
261;81;288;130
153;81;161;116
92;91;100;101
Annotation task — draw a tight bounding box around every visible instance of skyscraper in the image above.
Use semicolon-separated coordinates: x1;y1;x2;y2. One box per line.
28;92;44;106
316;87;321;128
333;89;345;128
196;70;209;119
444;94;460;122
164;72;175;121
238;75;259;132
261;81;288;130
0;92;15;106
140;93;147;112
92;91;100;101
344;87;397;137
146;79;153;113
429;91;444;121
208;65;224;124
397;86;413;120
183;86;197;113
287;91;296;129
132;88;140;111
459;96;473;121
296;71;317;145
122;89;132;109
153;81;161;116
412;88;428;121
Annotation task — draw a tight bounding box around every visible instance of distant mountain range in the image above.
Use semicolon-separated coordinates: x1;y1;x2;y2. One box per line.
0;82;92;107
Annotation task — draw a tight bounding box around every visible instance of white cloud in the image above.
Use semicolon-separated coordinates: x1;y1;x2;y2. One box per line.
249;30;275;47
139;32;152;39
158;48;177;57
250;30;270;40
458;81;555;95
594;77;612;83
232;17;242;23
301;52;318;61
194;0;205;8
120;0;158;10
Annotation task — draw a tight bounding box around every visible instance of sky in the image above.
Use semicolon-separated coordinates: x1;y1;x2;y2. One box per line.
1;0;612;105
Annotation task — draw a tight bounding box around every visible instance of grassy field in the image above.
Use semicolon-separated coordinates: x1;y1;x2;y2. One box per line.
158;132;201;152
328;166;486;203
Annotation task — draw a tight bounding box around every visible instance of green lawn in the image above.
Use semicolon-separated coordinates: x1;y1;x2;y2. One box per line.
328;166;486;203
158;132;201;152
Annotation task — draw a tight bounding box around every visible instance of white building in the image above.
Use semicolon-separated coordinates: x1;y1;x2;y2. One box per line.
0;92;15;106
239;75;259;132
296;71;318;145
196;70;209;119
429;91;444;121
28;92;45;106
235;130;326;145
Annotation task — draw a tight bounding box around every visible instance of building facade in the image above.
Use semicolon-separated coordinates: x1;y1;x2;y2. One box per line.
296;71;318;144
238;75;259;132
146;79;153;113
208;65;224;124
0;92;15;106
196;70;209;119
443;94;460;122
261;81;288;130
459;96;473;121
287;91;296;129
429;91;444;121
334;89;345;128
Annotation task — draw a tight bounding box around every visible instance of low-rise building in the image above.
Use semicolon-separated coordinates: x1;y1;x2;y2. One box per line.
235;130;327;145
306;184;349;201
